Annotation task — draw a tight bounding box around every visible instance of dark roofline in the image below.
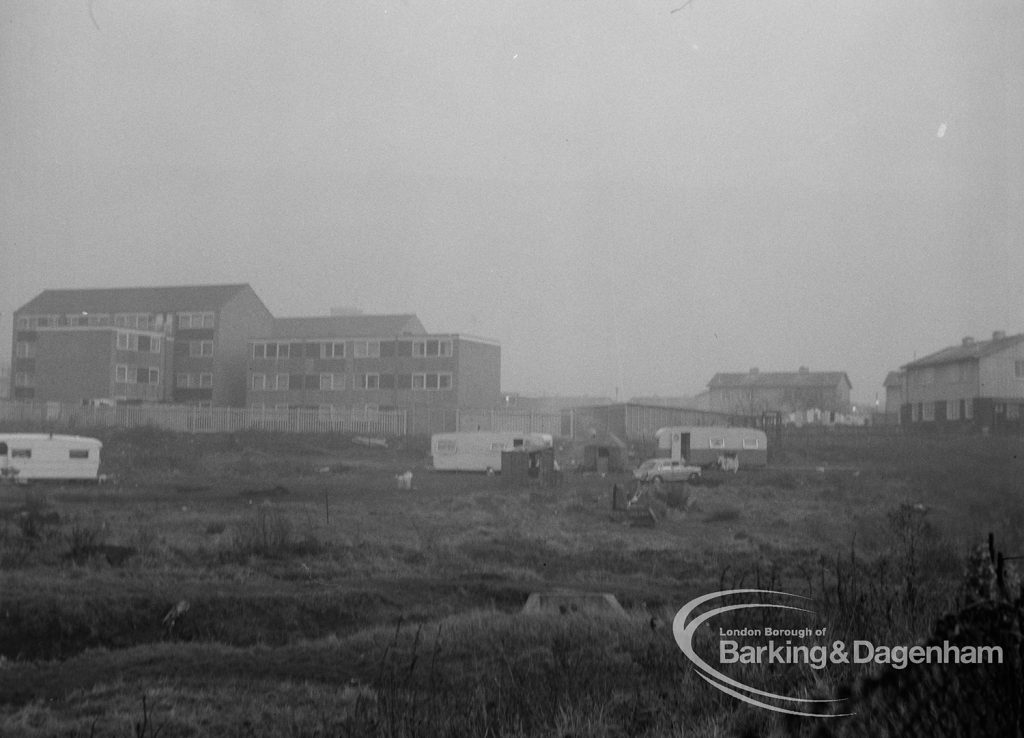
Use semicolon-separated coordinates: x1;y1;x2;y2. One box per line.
901;333;1024;370
16;284;258;315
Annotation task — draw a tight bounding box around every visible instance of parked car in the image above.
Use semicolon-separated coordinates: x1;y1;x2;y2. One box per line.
633;458;702;483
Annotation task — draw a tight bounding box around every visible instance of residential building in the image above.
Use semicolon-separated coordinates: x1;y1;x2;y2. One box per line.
245;314;501;433
706;367;852;416
900;331;1024;430
10;284;273;406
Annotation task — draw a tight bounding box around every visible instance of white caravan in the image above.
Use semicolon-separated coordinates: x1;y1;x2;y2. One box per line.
0;434;103;482
431;431;553;472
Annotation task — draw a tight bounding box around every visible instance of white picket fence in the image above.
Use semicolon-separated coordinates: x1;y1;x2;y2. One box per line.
0;401;408;436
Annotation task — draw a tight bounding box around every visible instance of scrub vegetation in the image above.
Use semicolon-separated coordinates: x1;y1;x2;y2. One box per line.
0;425;1021;736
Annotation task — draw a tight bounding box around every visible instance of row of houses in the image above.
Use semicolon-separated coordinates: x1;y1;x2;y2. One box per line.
7;283;1022;434
884;331;1024;431
8;284;500;434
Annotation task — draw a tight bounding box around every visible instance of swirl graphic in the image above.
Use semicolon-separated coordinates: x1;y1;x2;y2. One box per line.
672;589;853;717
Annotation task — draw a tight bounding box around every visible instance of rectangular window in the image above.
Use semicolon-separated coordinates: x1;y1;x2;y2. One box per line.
319;373;336;390
11;449;31;459
325;342;345;358
14;372;32;387
353;341;380;358
253;343;266;359
135;367;149;384
69;449;90;459
189;341;214;357
742;437;759;449
396;374;412;389
264;343;277;359
412;373;425;389
199;373;213;388
380;341;395;358
965;400;974;420
116;365;129;382
117;332;131;350
176;373;190;388
304;342;320;359
359;373;380;390
275;373;289;390
379;373;395;389
14;342;35;359
251;373;266;390
438;373;452;389
922;402;935;421
949;400;960;420
137;335;151;352
425;373;439;390
709;437;726;449
1009;404;1021;421
333;373;345;390
277;343;291;359
178;312;215;329
305;374;321;390
289;374;303;390
436;439;457;454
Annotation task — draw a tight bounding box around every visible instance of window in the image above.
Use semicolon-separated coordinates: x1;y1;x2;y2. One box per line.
138;335;151;352
277;343;291;359
14;342;35;359
325;342;345;358
1016;360;1024;379
116;365;129;382
709;437;726;449
965;400;974;420
272;373;287;390
922;402;935;421
412;339;453;357
117;332;131;350
949;400;960;420
353;341;380;358
178;312;215;329
199;373;213;388
11;449;31;459
251;374;266;390
14;372;33;387
320;373;340;390
305;374;321;390
189;341;214;357
1009;404;1021;421
253;343;266;359
304;342;321;359
359;373;380;390
136;367;159;385
69;449;90;459
742;437;759;449
176;373;190;388
911;403;920;422
411;373;453;390
265;343;277;359
436;439;457;454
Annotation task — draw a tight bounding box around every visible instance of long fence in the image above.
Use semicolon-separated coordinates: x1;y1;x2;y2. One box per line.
0;401;408;436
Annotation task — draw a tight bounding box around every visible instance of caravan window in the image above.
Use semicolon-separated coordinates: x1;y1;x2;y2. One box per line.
11;449;31;459
435;440;457;454
69;449;90;459
742;438;759;449
709;437;726;449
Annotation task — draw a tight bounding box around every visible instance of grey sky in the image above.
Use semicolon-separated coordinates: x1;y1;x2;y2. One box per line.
2;1;1022;404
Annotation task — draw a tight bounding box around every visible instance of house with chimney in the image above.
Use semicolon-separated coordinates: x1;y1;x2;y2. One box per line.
706;367;852;417
900;330;1024;430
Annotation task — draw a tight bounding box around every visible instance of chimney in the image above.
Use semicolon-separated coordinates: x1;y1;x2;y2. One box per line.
962;336;974;347
798;366;809;374
992;330;1007;341
749;367;759;375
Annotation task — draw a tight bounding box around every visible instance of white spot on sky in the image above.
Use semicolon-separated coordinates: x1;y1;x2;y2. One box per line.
512;53;519;60
936;123;947;138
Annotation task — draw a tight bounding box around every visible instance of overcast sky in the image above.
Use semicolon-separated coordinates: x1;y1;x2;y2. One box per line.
2;1;1022;404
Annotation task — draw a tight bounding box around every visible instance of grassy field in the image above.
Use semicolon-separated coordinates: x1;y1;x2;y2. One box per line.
1;426;1022;736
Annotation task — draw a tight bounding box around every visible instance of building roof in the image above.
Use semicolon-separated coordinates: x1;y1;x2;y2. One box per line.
269;314;426;338
901;333;1024;370
16;284;257;315
883;371;904;388
708;371;852;390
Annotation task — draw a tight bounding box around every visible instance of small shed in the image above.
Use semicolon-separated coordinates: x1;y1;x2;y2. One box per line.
582;444;624;474
502;447;558;488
